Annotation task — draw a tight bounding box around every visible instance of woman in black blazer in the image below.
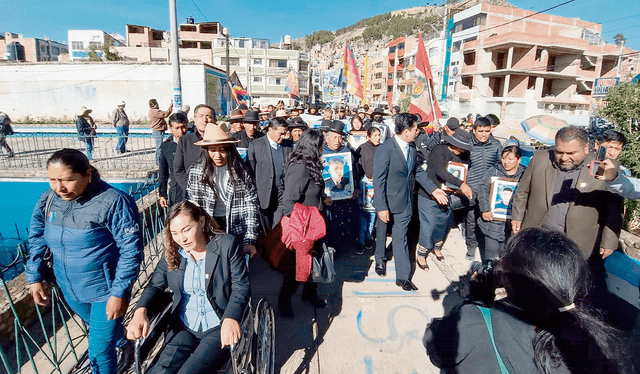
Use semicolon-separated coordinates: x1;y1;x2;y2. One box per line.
276;129;327;318
126;201;250;374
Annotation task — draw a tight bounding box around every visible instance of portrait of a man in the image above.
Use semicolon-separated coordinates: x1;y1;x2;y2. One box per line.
322;153;354;200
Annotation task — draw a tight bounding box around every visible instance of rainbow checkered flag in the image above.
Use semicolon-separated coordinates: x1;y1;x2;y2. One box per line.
409;34;442;122
343;41;363;100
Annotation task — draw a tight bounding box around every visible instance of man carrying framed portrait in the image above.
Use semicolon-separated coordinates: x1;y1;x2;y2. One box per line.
477;142;526;264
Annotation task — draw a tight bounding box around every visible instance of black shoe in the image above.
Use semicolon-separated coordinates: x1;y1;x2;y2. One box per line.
355;244;366;255
396;279;418;291
116;340;135;374
375;262;386;277
302;295;326;308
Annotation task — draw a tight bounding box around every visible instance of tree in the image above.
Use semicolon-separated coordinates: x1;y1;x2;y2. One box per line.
614;33;626;46
398;97;411;113
87;46;102;61
102;39;121;61
599;81;640;228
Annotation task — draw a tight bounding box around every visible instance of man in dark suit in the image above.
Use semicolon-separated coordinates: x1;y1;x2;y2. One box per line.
174;104;216;192
159;112;188;208
511;126;622;260
247;118;292;231
373;113;420;291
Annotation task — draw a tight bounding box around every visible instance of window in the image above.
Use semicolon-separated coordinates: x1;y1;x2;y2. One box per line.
269;59;287;68
182;41;197;49
40;45;47;52
221;57;240;66
398;43;405;50
461;76;473;89
238;40;245;48
464;51;476;66
375;72;383;79
152;31;163;41
72;41;83;50
300;61;309;71
374;83;382;90
535;48;543;61
52;47;60;54
200;41;211;49
388;73;393;79
269;77;283;85
89;41;101;49
528;76;536;89
429;47;439;57
452;41;461;53
218;39;226;47
253;77;262;82
389;46;396;54
299;80;307;88
253;58;262;65
387;85;393;92
374;62;383;68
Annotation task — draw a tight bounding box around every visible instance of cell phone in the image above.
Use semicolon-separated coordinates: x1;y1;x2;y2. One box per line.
590;147;607;176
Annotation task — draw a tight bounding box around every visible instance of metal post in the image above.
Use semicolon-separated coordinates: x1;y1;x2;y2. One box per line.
616;40;625;77
169;0;182;111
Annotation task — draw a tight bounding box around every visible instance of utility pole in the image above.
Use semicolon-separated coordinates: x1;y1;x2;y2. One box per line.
223;28;230;82
169;0;182;111
616;40;625;77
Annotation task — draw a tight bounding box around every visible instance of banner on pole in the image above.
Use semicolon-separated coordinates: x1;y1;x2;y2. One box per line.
410;34;442;123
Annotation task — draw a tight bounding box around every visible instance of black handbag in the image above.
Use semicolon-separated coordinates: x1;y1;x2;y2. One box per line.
448;193;471;211
309;242;336;283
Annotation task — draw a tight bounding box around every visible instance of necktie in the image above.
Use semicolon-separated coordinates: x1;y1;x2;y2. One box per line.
406;145;411;171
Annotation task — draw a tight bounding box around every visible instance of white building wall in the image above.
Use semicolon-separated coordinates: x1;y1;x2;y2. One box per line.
0;63;220;121
68;30;107;61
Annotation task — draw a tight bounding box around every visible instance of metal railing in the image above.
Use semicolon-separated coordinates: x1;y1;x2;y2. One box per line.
0;176;166;374
0;131;159;172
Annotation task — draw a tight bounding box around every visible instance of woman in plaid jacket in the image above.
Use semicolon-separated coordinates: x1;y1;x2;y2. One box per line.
186;123;260;256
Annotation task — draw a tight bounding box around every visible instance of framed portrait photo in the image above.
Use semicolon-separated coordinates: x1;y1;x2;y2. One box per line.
441;161;468;191
236;147;248;162
360;177;375;212
348;131;368;149
489;177;519;221
322;152;354;200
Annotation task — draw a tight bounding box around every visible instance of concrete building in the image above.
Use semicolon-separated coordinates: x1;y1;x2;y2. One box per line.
107;22;310;107
68;30;123;61
366;54;388;106
447;3;639;121
0;62;229;121
386;36;419;105
0;33;68;62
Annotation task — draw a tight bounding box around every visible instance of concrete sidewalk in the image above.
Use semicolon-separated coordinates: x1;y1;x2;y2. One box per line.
250;228;476;374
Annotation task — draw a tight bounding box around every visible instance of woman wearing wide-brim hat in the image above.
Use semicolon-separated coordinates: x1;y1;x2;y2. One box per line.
76;106;97;160
186;123;261;256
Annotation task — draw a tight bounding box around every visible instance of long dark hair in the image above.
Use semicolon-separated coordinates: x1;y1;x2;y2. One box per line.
283;129;324;184
496;228;628;374
200;143;253;192
163;201;222;271
47;148;100;180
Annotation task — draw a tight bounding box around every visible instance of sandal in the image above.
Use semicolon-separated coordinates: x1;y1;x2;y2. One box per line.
433;251;445;261
417;256;429;271
433;241;445;261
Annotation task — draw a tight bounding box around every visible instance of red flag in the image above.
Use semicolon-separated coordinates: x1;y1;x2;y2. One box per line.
343;42;364;100
409;34;442;122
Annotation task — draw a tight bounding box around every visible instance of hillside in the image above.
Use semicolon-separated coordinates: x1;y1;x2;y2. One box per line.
296;0;513;50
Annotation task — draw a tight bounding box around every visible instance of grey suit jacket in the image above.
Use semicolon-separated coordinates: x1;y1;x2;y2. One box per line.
512;150;623;258
135;233;250;323
373;137;417;214
247;136;292;210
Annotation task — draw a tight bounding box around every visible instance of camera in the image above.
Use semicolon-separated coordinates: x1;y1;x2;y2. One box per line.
468;261;498;305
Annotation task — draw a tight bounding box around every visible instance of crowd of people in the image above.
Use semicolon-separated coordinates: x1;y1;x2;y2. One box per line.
22;98;640;373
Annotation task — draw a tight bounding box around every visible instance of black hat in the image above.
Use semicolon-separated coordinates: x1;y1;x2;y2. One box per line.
445;118;460;131
393;105;400;113
319;119;334;131
444;130;473;151
288;118;308;130
326;120;346;135
372;107;385;115
243;110;260;123
484;114;500;126
238;104;248;110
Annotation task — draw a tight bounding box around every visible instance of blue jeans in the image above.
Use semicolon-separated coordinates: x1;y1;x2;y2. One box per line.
84;137;94;160
152;130;164;164
64;297;126;374
116;126;129;153
359;210;376;245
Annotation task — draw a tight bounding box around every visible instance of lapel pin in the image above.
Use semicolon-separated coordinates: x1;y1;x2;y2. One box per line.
205;273;209;279
579;182;587;188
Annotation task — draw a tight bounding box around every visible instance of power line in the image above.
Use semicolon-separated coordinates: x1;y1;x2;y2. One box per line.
190;0;209;22
600;13;640;24
606;25;640;34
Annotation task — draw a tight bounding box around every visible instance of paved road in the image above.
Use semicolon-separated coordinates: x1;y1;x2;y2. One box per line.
249;227;476;374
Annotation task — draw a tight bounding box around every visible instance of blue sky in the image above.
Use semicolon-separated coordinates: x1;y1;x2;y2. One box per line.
1;0;639;50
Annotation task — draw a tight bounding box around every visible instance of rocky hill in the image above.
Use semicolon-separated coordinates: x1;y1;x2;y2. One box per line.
296;0;513;51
